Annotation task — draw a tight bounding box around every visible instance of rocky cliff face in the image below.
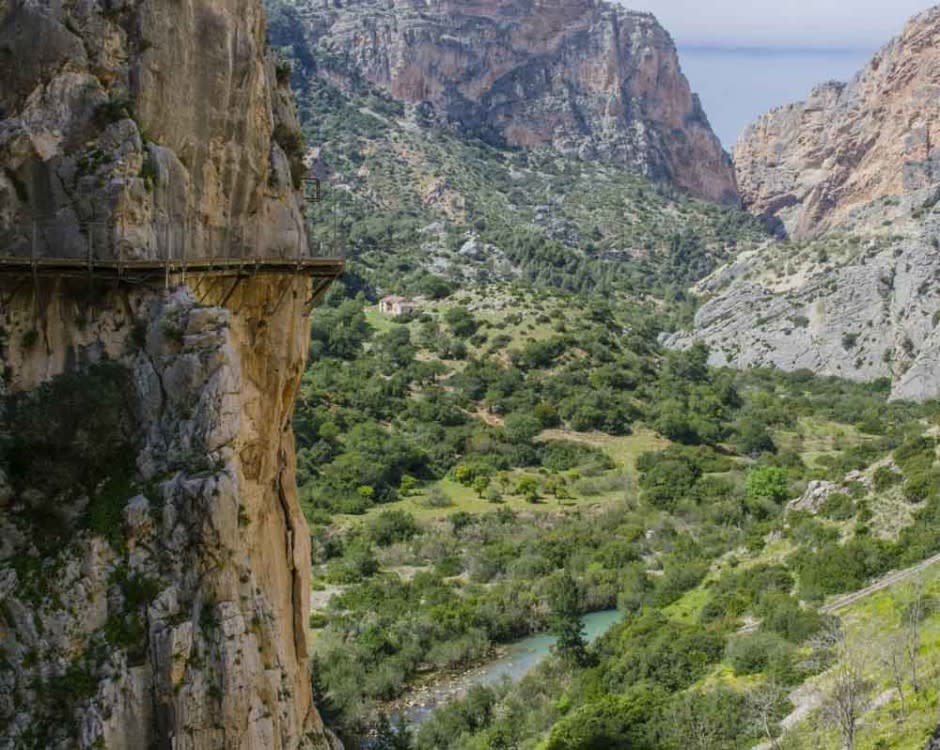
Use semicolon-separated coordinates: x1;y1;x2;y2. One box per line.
275;0;737;204
733;6;940;238
670;6;940;402
0;0;308;261
665;191;940;401
0;0;334;747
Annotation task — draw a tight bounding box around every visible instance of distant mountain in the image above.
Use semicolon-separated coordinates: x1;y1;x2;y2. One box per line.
268;0;738;204
734;6;940;238
669;6;940;402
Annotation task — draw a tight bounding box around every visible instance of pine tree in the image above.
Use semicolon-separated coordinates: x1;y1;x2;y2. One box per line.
549;571;591;666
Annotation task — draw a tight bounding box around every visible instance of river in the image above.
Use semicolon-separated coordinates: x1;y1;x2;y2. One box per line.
393;609;622;728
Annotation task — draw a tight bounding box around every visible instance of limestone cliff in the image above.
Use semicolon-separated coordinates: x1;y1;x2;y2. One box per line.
272;0;738;204
733;6;940;238
665;193;940;401
0;0;335;747
669;6;940;402
0;0;308;260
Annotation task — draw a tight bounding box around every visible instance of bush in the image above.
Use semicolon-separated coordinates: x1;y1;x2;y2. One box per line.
903;470;938;502
541;441;612;472
872;466;902;492
545;694;657;750
418;276;454;300
745;467;790;516
515;475;540;502
503;412;542;444
639;455;701;509
272;123;305;188
2;362;140;549
819;492;856;521
725;632;796;679
444;306;478;338
421;486;454;508
736;416;777;456
368;511;419;547
757;594;827;643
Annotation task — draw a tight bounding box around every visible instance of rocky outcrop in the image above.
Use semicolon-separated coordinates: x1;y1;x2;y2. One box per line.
666;189;940;401
733;6;940;238
0;0;334;747
0;280;333;749
0;0;308;260
670;6;940;401
271;0;737;204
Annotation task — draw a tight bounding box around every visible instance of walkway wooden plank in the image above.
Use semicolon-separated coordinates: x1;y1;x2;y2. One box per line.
0;256;345;280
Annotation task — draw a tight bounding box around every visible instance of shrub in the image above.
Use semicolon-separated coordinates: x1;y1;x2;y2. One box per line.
2;362;140;549
367;510;419;547
746;466;790;506
725;632;796;679
545;694;657;750
757;594;827;643
872;466;902;492
541;440;612;472
819;492;856;521
421;486;454;508
444;306;478;338
272;123;305;188
736;416;777;456
503;412;542;444
903;470;938;502
515;475;540;502
639;456;701;509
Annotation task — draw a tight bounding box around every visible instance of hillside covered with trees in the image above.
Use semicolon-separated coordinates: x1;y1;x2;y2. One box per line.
264;4;940;748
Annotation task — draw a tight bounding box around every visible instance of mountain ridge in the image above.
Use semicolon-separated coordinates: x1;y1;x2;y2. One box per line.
671;5;940;403
272;0;738;204
733;5;940;238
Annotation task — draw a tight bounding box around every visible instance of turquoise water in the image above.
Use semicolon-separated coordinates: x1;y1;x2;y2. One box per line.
474;609;621;687
398;609;622;726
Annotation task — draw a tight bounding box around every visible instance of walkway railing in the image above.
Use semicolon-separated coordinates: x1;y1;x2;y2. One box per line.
0;215;345;283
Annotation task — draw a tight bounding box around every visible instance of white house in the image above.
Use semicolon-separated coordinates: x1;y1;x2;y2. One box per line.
378;295;419;317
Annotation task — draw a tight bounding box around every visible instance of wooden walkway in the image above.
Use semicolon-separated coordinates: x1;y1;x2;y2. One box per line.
0;255;345;310
0;255;345;281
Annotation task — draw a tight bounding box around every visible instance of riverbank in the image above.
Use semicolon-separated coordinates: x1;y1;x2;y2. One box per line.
377;610;622;728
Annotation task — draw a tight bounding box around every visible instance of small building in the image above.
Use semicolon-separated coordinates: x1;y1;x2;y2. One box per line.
379;295;419;317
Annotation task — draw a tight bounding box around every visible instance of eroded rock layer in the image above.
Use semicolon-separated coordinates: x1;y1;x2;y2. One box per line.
733;6;940;238
0;0;308;260
0;280;333;749
276;0;737;204
666;193;940;402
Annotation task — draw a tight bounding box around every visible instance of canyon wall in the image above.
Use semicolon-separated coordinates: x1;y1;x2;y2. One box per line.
0;0;308;260
671;7;940;402
733;7;940;238
0;0;333;747
275;0;738;204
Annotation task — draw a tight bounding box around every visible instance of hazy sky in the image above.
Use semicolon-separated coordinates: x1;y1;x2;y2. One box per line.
624;0;934;48
620;1;936;146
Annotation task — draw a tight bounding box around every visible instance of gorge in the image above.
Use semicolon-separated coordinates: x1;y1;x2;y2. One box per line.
3;0;940;748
